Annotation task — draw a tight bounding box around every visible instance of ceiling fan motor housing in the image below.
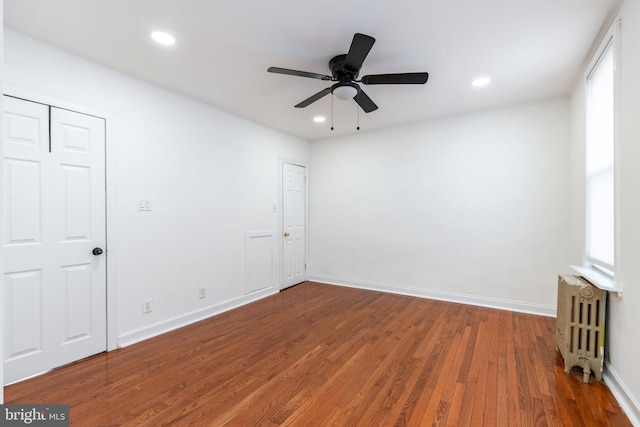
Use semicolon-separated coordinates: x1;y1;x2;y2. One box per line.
329;54;359;81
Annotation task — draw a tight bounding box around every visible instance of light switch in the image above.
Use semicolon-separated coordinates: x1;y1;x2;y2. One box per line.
138;200;152;211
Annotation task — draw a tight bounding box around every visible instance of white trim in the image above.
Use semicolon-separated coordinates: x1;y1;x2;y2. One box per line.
308;275;556;317
604;362;640;427
3;83;116;121
571;264;622;293
118;286;279;347
612;17;623;293
2;83;119;351
570;0;623;92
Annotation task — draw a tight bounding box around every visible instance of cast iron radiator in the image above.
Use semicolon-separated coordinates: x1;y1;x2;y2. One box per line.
555;274;606;383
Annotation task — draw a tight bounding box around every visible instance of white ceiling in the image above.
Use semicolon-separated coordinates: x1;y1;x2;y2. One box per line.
4;0;618;141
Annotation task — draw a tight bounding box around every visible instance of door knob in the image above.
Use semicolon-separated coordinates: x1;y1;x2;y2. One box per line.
284;232;290;237
92;247;104;256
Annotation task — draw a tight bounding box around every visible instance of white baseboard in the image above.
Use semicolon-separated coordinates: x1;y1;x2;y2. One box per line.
308;274;556;317
118;286;279;347
604;363;640;426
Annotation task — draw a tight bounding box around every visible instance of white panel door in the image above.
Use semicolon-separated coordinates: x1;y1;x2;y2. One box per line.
282;163;306;288
3;96;106;384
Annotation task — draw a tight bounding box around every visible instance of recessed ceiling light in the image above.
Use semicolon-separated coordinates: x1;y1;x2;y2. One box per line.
313;116;326;123
151;31;176;46
471;77;491;87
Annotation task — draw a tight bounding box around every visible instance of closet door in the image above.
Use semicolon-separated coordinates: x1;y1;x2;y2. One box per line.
282;162;306;289
3;96;106;384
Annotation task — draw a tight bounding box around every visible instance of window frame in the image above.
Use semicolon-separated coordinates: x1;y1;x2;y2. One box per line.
581;19;621;290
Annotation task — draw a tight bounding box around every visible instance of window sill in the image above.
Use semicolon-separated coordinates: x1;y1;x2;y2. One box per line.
571;265;623;293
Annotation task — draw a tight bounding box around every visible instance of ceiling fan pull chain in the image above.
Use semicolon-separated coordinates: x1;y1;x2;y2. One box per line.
331;93;334;131
357;92;360;130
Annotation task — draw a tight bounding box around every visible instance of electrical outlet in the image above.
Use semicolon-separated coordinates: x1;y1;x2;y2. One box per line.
199;287;206;299
142;298;153;314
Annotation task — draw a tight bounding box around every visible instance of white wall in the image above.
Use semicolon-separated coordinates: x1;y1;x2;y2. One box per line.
309;98;571;314
570;2;640;423
3;29;309;346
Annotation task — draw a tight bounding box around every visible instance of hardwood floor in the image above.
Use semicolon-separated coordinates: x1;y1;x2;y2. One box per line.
5;282;631;426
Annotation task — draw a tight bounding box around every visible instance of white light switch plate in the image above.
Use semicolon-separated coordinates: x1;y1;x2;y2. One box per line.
138;200;152;211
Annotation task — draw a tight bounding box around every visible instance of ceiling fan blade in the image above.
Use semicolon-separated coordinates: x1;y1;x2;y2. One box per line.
361;72;429;85
268;67;332;81
353;89;378;113
344;33;376;72
295;87;332;108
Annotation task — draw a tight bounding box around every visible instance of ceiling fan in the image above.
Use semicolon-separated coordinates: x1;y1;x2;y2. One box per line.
268;33;429;113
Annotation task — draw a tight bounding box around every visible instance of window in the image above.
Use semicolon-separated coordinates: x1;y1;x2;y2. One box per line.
585;31;617;278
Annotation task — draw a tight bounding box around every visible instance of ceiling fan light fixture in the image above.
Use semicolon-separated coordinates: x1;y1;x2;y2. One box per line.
333;85;358;100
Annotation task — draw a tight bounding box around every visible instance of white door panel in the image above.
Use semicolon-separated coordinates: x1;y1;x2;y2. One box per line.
282;163;306;288
3;159;42;246
4;270;43;361
3;96;106;384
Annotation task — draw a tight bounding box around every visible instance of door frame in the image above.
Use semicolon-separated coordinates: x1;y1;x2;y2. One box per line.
3;84;118;352
278;157;309;289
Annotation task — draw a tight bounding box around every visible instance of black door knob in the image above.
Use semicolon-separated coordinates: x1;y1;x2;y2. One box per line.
92;247;104;256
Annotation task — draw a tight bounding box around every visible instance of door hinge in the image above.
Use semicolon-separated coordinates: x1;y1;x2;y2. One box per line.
304;175;307;183
305;263;307;271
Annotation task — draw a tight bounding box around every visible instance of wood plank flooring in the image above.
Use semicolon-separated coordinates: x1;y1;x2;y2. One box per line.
5;282;631;426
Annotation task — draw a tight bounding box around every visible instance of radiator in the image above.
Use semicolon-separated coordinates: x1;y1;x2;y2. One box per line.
556;274;606;383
